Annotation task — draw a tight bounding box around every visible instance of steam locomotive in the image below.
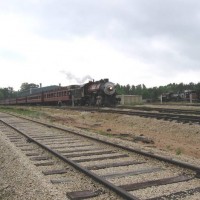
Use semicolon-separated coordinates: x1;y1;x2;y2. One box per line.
161;90;200;102
0;79;120;107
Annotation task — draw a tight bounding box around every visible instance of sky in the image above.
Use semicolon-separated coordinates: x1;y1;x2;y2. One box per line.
1;0;200;90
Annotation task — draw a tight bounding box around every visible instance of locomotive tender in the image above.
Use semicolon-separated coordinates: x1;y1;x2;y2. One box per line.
0;79;120;107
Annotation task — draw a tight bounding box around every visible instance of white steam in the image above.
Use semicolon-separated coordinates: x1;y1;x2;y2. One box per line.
60;71;93;84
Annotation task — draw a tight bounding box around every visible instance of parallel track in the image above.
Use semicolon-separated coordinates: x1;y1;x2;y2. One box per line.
118;106;200;115
63;106;200;125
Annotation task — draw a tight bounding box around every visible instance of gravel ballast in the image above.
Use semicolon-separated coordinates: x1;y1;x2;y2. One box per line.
1;106;200;200
0;130;68;200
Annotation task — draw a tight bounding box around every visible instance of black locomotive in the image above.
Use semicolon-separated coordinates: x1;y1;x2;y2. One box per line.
72;79;120;106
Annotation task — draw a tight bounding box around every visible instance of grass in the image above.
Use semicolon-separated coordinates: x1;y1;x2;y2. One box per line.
176;147;183;155
96;130;114;137
0;106;42;119
166;145;184;156
81;115;85;119
166;145;172;150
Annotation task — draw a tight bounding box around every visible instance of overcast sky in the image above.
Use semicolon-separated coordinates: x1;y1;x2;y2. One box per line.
1;0;200;90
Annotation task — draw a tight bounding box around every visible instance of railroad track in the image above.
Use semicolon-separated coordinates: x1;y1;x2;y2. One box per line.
63;106;200;125
118;106;200;115
0;112;200;199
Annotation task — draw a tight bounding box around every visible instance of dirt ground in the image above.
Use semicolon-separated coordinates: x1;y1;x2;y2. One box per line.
27;106;200;160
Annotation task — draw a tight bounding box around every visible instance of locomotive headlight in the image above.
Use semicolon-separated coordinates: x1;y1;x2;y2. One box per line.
104;82;115;95
109;87;113;91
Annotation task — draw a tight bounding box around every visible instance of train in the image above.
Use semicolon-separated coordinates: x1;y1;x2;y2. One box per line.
0;79;121;107
161;90;200;102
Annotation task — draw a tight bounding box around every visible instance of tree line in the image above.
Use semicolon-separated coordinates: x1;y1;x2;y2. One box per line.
115;82;200;100
0;83;39;99
1;82;200;101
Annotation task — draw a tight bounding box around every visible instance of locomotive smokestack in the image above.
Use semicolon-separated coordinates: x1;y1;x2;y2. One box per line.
40;83;42;88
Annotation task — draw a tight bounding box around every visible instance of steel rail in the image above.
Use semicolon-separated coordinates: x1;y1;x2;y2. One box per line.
65;106;200;124
3;112;200;177
118;106;200;115
0;118;140;200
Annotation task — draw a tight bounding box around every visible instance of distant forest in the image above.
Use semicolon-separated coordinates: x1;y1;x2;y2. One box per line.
1;82;200;101
0;83;39;99
115;82;200;100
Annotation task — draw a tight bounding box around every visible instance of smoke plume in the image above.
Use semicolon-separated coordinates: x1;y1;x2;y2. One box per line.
60;71;93;84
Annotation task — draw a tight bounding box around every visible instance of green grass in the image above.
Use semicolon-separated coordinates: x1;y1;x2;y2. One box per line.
0;106;42;119
96;130;114;137
175;147;183;155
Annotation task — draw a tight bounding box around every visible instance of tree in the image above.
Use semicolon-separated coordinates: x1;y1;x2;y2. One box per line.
130;85;136;95
0;90;3;99
116;83;125;95
124;84;131;94
20;83;39;91
135;84;143;95
0;87;16;99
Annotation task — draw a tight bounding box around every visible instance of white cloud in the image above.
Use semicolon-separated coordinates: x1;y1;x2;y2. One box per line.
0;14;150;89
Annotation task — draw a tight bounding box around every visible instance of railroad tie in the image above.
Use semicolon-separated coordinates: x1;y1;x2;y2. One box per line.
101;167;162;179
147;187;200;200
42;168;69;175
67;190;100;200
86;161;145;170
119;175;193;191
34;161;55;167
30;156;50;161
